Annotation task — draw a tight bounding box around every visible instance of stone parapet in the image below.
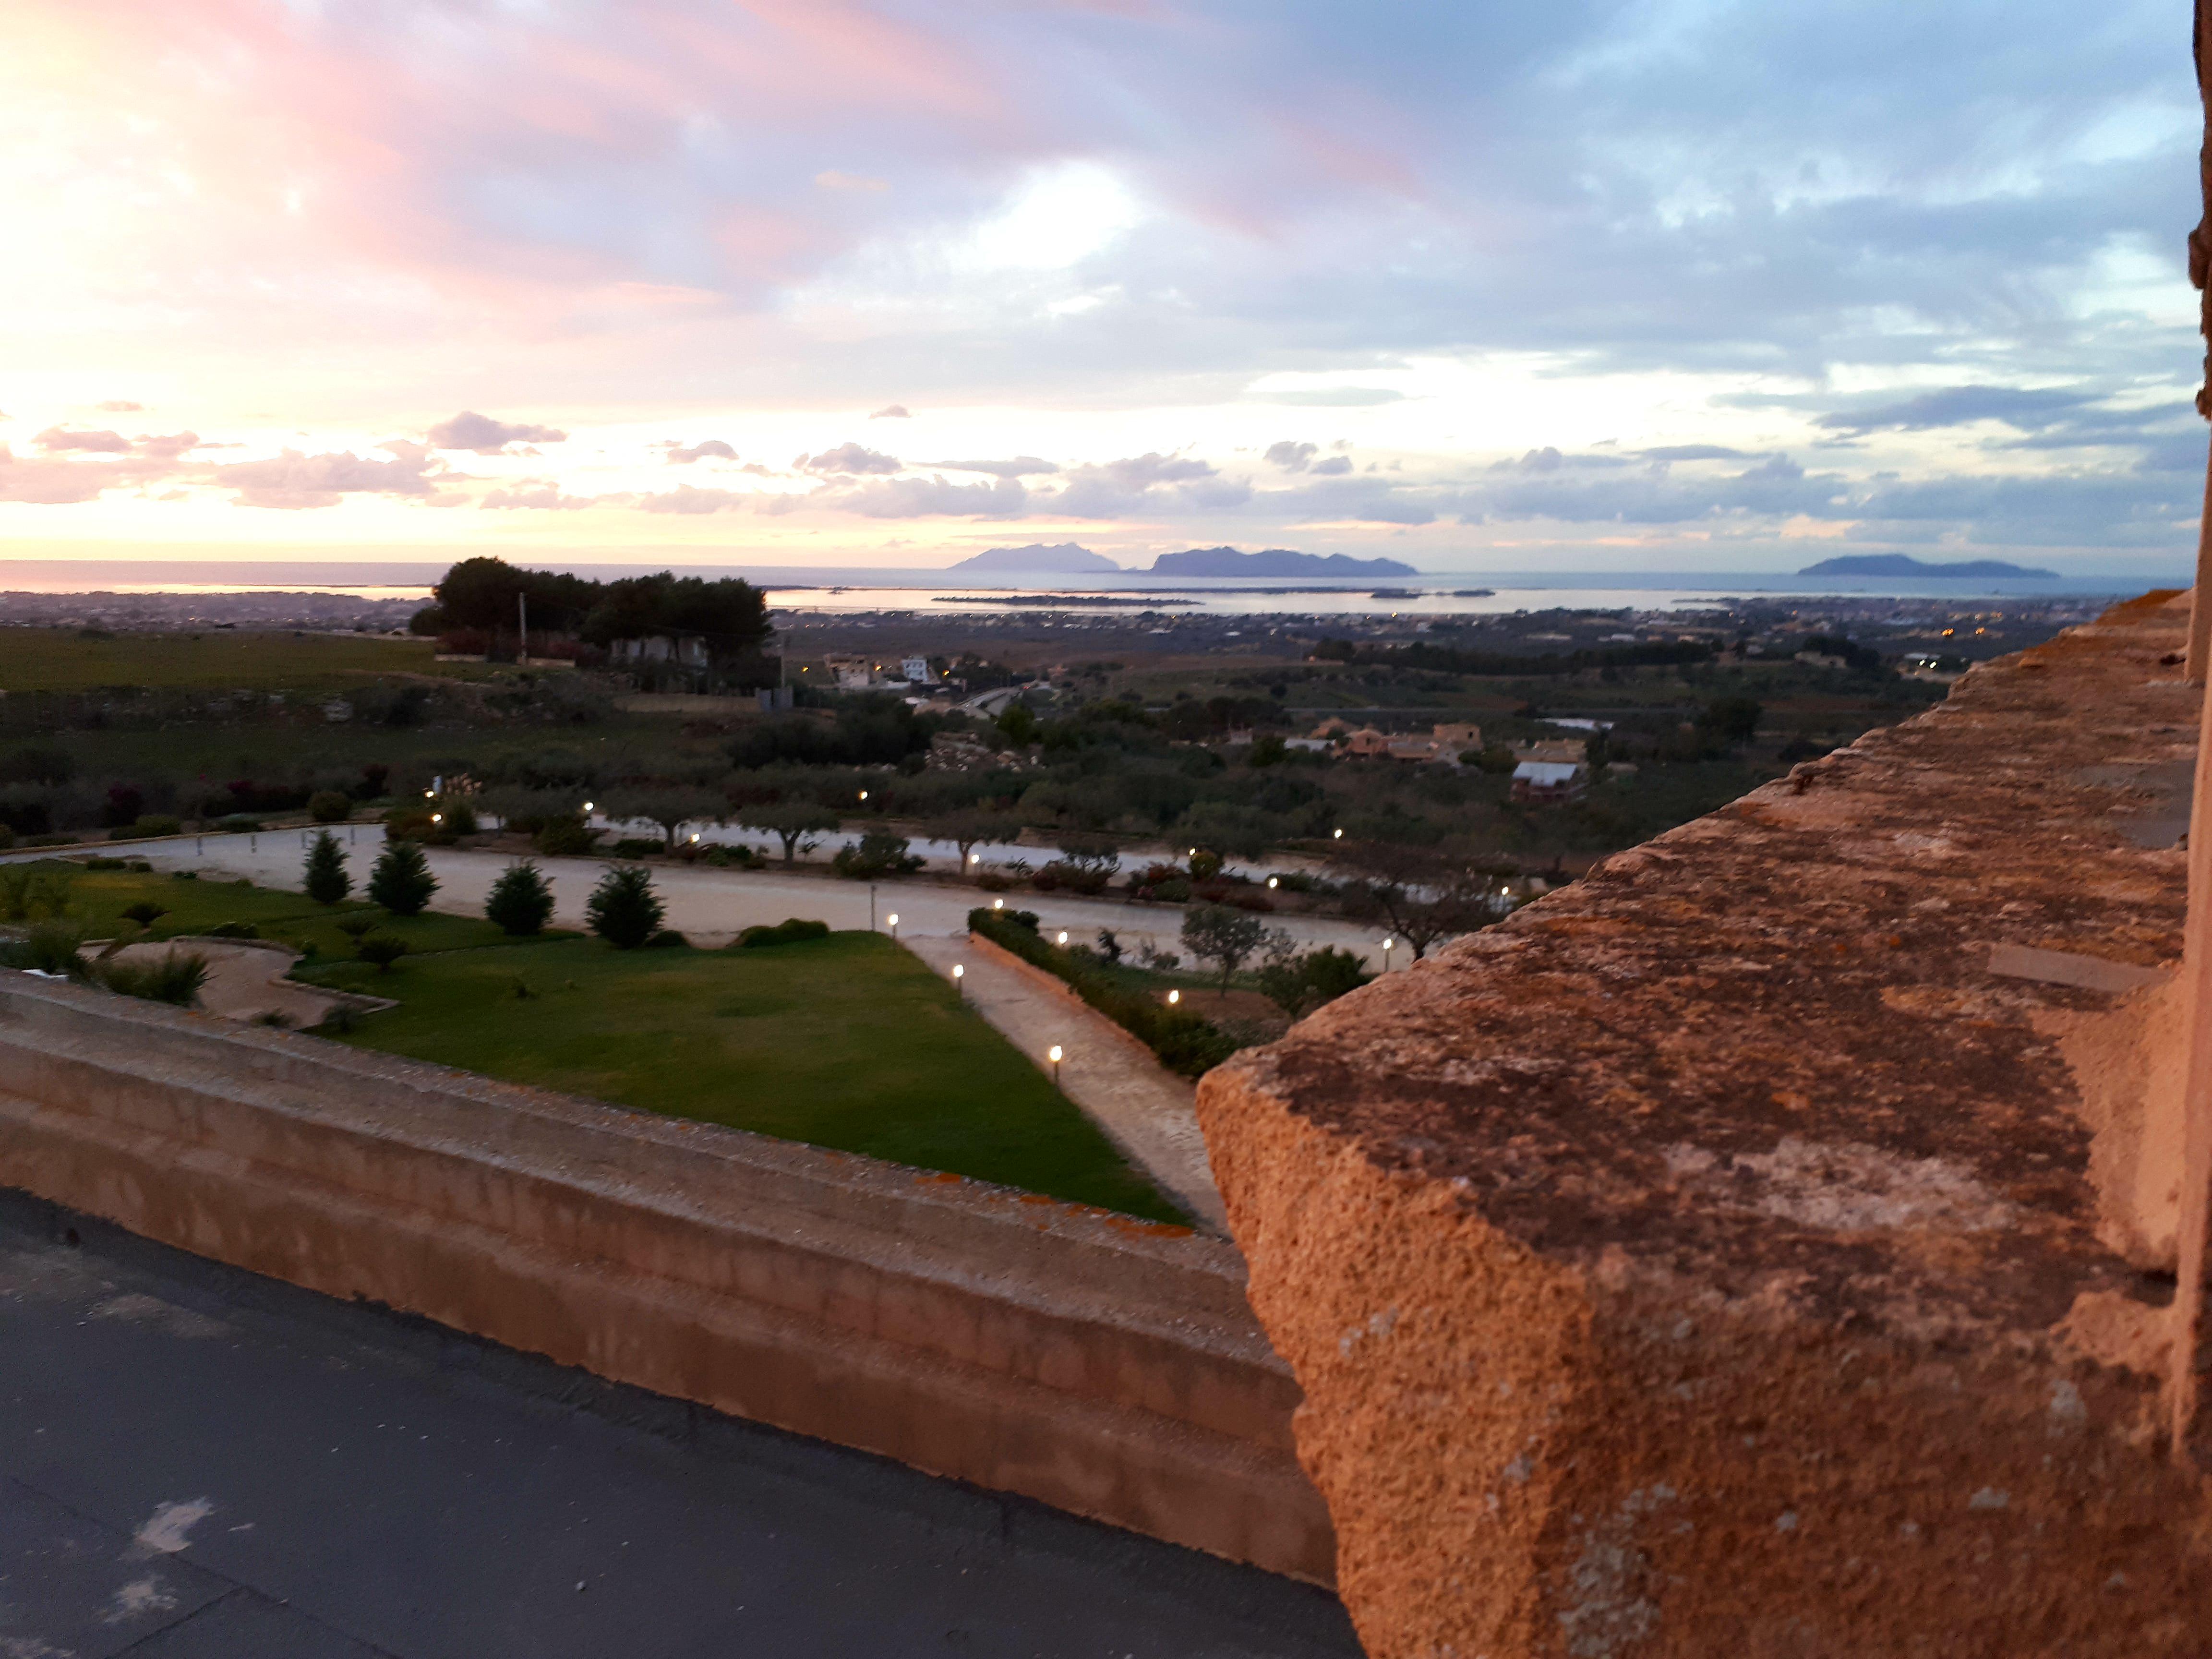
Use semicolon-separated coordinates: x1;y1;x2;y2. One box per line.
0;976;1333;1583
1199;592;2212;1655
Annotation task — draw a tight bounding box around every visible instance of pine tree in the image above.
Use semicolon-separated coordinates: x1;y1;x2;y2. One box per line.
485;860;555;937
303;830;351;905
368;838;439;917
585;864;664;949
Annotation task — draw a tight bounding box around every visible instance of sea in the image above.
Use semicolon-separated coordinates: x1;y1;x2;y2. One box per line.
0;560;2182;618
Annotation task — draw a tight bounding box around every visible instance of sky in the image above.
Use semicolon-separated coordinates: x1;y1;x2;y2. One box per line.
2;0;2206;577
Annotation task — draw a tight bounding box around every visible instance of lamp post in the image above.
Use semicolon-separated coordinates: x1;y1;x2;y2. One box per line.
1048;1044;1063;1087
1266;876;1278;890
1056;930;1068;946
952;963;964;1001
1166;988;1180;1006
1382;936;1395;972
888;912;899;941
870;883;878;932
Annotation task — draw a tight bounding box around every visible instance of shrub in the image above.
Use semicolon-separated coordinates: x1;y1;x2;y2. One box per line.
127;814;183;839
532;816;600;856
174;870;199;882
204;920;258;939
831;827;922;879
967;909;1240;1079
700;844;760;869
383;810;455;846
2;920;87;976
335;914;378;942
609;838;663;859
80;856;128;871
1186;848;1224;882
356;934;409;973
95;949;209;1007
303;830;352;905
973;871;1014;892
0;826;12;851
1257;946;1372;1018
485;861;556;937
216;814;265;833
367;840;438;916
733;917;830;949
645;928;689;949
308;791;352;824
585;864;664;949
0;865;71;923
119;901;168;928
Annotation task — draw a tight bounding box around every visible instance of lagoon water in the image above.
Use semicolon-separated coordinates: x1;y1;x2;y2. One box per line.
0;559;2172;619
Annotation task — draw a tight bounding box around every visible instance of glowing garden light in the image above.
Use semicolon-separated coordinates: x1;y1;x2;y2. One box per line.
1048;1044;1063;1085
1166;988;1180;1005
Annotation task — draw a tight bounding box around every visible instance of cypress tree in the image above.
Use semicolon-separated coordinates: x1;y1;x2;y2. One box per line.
485;860;556;937
368;838;438;917
303;830;351;905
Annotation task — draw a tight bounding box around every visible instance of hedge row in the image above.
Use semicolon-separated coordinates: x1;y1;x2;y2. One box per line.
967;908;1238;1079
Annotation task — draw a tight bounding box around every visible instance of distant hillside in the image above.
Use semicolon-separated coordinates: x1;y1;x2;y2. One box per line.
948;543;1122;574
1797;554;2059;579
1146;546;1418;578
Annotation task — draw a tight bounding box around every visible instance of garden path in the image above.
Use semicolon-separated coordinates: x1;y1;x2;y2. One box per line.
899;933;1226;1233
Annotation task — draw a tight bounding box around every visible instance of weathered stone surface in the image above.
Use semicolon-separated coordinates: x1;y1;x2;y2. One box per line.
1200;592;2212;1657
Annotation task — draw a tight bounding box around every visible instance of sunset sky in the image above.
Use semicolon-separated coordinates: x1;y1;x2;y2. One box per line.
2;0;2203;576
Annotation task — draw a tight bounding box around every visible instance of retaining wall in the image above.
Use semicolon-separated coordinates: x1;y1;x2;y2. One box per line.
0;975;1333;1584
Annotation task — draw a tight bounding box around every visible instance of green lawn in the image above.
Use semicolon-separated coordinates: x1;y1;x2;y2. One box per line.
299;932;1188;1225
32;863;544;958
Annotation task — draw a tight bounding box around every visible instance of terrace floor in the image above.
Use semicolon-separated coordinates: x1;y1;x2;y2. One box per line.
0;1190;1357;1659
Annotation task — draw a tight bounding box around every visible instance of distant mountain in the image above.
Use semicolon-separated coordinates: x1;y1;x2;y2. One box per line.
1146;546;1419;578
948;542;1122;574
1797;554;2059;579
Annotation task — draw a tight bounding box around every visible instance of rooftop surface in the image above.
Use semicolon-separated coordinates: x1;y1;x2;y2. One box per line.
0;1190;1358;1659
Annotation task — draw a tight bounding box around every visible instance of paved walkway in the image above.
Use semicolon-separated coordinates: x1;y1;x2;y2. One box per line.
901;934;1225;1232
0;1192;1359;1659
24;829;1402;966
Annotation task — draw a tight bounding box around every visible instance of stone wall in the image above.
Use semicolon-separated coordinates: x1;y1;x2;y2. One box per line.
1199;592;2212;1656
0;975;1333;1584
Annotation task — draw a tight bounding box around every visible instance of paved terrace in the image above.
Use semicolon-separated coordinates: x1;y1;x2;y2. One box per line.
0;1190;1358;1658
1199;592;2212;1657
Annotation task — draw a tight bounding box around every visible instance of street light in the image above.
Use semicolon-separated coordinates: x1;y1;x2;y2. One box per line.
992;898;1004;911
1166;988;1179;1005
969;852;980;866
952;963;964;1000
1333;828;1343;840
431;813;443;824
1056;930;1068;946
859;789;868;802
887;912;899;940
583;801;594;814
1048;1044;1063;1086
1266;876;1278;890
1382;936;1396;971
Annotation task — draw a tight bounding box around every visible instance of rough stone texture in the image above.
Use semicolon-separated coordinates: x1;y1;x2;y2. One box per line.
1199;592;2212;1657
0;975;1333;1583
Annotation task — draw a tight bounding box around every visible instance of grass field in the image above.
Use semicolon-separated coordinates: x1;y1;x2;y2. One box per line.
300;931;1187;1223
0;627;471;693
9;861;1183;1223
29;863;540;959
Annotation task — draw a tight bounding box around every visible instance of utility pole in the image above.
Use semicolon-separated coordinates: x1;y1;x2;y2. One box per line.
518;591;528;664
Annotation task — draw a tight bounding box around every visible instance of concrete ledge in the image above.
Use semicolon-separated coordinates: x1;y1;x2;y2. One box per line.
0;975;1333;1584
